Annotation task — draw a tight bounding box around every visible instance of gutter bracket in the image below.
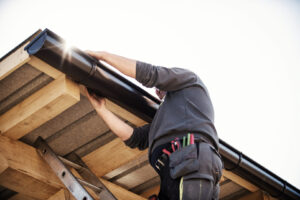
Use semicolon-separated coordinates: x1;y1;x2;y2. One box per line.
225;151;243;171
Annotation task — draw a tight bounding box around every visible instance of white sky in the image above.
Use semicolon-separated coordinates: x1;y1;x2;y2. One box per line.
0;0;299;190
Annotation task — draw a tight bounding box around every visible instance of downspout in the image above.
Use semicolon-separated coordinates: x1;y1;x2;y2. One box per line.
25;29;300;200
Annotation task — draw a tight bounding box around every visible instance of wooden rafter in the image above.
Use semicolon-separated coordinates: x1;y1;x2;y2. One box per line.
83;138;147;178
0;30;42;81
237;190;276;200
0;135;146;200
9;193;39;200
0;75;80;139
141;185;160;198
28;56;63;79
47;189;74;200
222;170;259;192
0;42;31;81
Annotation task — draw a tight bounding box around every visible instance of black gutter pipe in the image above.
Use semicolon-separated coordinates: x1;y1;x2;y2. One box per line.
25;29;160;123
25;29;300;200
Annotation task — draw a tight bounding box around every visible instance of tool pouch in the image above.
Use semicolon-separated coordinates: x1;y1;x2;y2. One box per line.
169;144;198;179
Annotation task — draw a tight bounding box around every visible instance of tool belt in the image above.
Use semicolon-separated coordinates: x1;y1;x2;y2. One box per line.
153;134;222;181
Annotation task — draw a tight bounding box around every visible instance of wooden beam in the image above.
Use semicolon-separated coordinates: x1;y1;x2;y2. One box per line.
0;135;146;200
78;85;146;127
0;75;80;139
237;190;277;200
47;189;74;200
0;153;8;175
0;135;62;199
0;42;31;80
9;193;39;200
115;164;157;189
71;167;146;200
223;169;259;192
28;56;63;79
83;138;147;177
0;30;41;81
140;185;160;198
106;100;146;126
220;174;226;183
100;178;146;200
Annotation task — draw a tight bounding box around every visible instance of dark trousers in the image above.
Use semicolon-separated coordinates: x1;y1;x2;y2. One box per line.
150;142;222;200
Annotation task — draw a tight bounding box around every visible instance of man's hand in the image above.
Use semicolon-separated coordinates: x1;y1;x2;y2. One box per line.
83;87;106;112
85;50;107;61
83;86;133;141
85;50;137;79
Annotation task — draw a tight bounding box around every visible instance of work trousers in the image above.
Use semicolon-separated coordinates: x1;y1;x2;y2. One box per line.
150;141;222;200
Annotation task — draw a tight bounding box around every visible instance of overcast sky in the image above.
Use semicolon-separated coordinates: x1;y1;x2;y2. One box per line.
0;0;299;189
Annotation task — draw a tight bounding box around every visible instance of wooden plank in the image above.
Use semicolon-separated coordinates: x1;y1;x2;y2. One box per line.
83;138;147;177
0;64;42;103
106;100;146;126
0;135;146;200
140;185;160;198
9;193;39;200
0;135;62;199
220;174;226;183
100;178;146;200
28;56;63;79
223;169;259;192
0;75;80;139
219;180;245;199
104;153;148;179
78;84;146;127
71;167;147;200
47;189;74;200
0;153;8;175
21;96;95;145
237;190;265;200
0;42;31;80
115;164;157;189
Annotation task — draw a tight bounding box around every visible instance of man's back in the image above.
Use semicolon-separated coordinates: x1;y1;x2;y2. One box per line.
135;61;219;152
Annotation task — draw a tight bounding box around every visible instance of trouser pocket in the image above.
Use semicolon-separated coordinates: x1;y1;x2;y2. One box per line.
183;142;222;183
169;144;198;179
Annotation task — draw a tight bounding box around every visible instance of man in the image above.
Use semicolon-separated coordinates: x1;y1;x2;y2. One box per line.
85;51;222;200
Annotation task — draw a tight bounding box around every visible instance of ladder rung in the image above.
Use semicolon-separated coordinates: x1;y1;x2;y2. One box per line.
35;137;117;200
59;157;103;193
77;178;103;193
59;156;84;170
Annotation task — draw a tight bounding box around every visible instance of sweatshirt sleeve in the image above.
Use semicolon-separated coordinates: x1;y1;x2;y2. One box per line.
136;61;203;91
124;124;150;150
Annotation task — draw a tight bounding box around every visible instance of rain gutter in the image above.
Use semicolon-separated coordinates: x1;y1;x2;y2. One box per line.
25;29;300;200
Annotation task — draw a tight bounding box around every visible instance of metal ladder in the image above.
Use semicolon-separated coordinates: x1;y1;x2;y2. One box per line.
34;137;117;200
